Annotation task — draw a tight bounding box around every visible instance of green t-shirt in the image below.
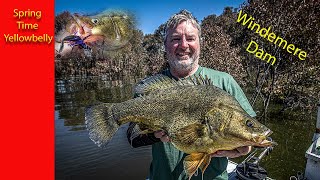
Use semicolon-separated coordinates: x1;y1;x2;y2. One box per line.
148;66;256;180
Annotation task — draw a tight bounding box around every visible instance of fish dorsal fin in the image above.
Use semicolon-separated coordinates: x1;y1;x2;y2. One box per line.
134;74;182;96
189;74;212;86
134;74;212;96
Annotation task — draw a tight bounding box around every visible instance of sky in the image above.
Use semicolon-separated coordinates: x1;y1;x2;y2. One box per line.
55;0;246;34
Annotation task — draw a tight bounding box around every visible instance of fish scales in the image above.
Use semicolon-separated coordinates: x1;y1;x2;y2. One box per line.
88;80;250;149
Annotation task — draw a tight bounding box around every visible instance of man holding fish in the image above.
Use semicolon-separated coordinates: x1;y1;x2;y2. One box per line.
85;9;275;180
125;10;263;180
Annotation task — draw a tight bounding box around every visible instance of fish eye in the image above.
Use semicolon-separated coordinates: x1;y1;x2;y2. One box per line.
91;19;99;24
246;120;254;128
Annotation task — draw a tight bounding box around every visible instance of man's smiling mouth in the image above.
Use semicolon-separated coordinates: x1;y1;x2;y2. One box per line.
176;52;191;59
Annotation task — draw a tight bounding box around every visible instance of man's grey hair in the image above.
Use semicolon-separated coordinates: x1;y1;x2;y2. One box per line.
164;9;201;43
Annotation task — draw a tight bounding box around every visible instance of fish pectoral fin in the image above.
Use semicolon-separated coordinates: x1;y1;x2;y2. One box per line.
183;153;207;179
173;124;207;145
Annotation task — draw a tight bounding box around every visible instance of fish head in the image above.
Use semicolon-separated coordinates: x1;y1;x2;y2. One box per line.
230;114;274;147
71;10;136;49
206;105;274;148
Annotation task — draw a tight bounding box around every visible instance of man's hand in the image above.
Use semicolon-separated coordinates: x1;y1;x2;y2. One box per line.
154;130;170;142
211;146;252;158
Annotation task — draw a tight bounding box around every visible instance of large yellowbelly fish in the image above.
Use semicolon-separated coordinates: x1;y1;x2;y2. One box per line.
85;74;275;179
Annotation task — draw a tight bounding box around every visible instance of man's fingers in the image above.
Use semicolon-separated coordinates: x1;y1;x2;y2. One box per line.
154;130;170;142
211;150;237;158
160;135;170;142
236;146;251;155
154;130;165;138
210;146;252;158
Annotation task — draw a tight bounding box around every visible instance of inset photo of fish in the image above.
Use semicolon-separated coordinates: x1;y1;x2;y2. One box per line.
54;1;320;180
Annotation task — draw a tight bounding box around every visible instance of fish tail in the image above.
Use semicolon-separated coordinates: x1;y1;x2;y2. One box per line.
85;103;120;148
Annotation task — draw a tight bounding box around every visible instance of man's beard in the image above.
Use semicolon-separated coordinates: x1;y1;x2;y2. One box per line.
167;53;199;72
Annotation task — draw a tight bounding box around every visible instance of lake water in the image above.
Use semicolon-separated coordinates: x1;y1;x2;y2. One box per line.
55;76;316;180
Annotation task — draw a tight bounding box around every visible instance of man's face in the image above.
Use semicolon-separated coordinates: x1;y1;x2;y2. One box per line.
165;20;200;72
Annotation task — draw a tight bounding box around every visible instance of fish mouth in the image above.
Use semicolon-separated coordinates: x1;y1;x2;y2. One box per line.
252;129;277;147
258;138;277;147
264;129;273;137
258;132;278;147
91;28;102;35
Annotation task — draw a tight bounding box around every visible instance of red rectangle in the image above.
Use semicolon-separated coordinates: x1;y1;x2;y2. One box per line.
0;1;54;180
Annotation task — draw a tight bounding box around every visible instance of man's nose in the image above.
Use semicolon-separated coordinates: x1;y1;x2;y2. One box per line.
179;38;189;49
